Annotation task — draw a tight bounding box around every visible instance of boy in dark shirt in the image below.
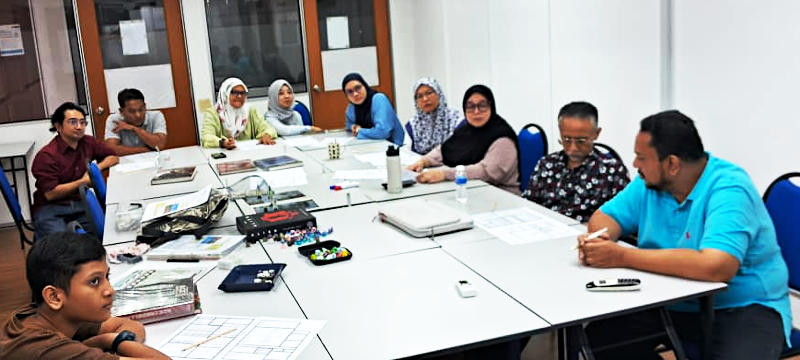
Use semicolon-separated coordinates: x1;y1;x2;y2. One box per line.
0;232;168;359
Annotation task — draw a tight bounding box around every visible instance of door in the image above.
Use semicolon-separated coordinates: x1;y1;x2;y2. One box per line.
302;0;395;130
76;0;197;148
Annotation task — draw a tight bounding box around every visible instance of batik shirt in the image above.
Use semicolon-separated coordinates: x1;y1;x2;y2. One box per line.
522;149;630;222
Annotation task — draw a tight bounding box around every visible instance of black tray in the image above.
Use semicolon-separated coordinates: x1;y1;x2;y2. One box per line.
297;240;352;266
217;263;286;292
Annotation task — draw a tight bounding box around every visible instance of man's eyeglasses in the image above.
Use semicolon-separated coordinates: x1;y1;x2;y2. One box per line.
230;90;248;97
66;118;88;127
345;84;364;96
465;101;490;113
415;90;435;101
558;136;591;146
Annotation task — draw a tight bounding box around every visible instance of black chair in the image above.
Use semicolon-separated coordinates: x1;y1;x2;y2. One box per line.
593;142;623;162
0;166;34;248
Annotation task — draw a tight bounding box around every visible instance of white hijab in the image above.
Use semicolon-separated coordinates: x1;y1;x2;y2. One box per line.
216;77;250;138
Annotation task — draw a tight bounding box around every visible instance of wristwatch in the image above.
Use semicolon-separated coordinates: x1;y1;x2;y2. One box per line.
111;330;137;353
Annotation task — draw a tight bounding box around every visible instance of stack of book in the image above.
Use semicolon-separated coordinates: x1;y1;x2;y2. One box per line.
111;267;205;324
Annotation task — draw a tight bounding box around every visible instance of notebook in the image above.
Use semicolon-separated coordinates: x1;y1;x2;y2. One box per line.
216;159;256;175
145;234;245;261
150;166;197;185
378;199;473;237
253;155;303;171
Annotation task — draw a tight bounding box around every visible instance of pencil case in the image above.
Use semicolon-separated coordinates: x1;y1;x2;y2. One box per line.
217;263;286;292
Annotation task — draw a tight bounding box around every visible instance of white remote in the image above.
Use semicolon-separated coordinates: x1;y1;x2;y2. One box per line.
586;278;641;291
456;280;477;297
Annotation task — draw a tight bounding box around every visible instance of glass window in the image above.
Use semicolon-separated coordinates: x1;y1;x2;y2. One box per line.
317;0;376;51
205;0;307;97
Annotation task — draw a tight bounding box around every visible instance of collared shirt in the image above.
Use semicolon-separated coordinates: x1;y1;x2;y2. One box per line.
522;149;630;222
31;135;115;213
600;153;792;345
104;111;167;148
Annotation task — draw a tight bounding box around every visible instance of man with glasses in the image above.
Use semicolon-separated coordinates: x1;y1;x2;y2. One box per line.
31;102;118;239
522;101;629;222
104;88;168;155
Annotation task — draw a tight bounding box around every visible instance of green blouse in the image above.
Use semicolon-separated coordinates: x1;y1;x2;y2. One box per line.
201;107;278;148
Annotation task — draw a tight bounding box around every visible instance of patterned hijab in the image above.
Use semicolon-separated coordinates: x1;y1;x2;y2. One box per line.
266;79;295;124
216;77;250;138
409;77;462;154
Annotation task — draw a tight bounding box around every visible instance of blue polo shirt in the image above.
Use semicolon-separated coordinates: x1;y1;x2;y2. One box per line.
600;154;792;345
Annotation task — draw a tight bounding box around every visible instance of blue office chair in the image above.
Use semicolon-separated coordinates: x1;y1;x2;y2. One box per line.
79;185;105;240
763;172;800;358
518;123;548;193
0;166;34;249
293;100;313;126
594;142;623;162
87;161;106;210
405;122;417;152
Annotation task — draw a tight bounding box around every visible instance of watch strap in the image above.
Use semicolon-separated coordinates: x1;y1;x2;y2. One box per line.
111;330;137;353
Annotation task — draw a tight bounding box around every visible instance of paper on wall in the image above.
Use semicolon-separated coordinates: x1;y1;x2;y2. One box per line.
0;24;24;56
120;19;149;55
326;16;349;49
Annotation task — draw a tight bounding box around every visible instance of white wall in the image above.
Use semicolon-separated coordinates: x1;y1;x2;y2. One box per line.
673;0;800;192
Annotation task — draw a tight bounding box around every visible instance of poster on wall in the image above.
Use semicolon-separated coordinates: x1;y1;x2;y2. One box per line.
0;24;24;57
326;16;350;49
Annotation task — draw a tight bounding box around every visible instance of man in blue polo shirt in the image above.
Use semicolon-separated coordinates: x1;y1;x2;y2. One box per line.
577;110;790;359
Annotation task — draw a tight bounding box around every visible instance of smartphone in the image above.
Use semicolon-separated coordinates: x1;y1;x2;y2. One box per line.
211;152;227;159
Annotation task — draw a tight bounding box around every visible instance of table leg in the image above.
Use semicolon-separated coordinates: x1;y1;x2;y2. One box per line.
660;307;687;360
700;295;714;360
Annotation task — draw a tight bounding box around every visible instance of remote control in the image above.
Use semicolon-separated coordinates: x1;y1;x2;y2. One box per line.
585;278;641;291
456;280;477;297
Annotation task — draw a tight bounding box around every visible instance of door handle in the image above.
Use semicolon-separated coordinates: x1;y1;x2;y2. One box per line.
313;84;321;93
95;106;105;116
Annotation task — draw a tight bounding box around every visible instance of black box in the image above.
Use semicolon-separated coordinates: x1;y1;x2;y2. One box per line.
217;263;286;292
236;209;316;243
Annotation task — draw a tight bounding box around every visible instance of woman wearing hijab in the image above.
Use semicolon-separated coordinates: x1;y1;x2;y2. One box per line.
265;79;322;136
408;77;462;154
407;84;520;193
201;77;277;149
342;73;404;145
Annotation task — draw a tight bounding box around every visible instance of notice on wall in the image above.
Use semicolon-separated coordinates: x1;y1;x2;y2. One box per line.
120;19;149;55
326;16;350;49
0;24;24;57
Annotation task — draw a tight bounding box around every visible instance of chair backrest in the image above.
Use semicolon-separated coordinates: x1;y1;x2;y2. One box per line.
293;100;313;126
518;123;549;192
79;185;105;239
88;161;106;208
0;166;32;246
405;122;416;150
763;172;800;291
593;142;623;162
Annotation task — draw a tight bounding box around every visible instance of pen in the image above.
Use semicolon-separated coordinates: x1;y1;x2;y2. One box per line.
329;181;359;191
572;227;609;250
167;258;200;262
183;328;237;351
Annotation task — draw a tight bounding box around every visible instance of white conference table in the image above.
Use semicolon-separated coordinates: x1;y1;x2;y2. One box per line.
110;146;209;177
261;201;441;274
103;198;245;246
284;248;550;360
281;132;387;152
107;163;223;204
108;231;332;360
443;235;727;327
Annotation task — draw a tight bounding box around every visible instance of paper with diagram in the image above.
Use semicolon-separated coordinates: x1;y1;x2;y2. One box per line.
158;314;325;360
472;207;581;245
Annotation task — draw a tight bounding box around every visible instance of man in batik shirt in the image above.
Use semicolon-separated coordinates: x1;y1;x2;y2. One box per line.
522;102;630;222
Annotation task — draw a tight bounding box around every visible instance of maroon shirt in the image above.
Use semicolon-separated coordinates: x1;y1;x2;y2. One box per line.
31;135;114;213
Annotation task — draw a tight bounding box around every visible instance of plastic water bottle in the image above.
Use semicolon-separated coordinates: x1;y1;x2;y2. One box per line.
455;165;468;204
385;145;402;194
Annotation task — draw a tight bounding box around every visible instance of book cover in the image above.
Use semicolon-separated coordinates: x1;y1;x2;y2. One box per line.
216;159;256;175
111;268;204;324
145;235;245;261
253;155;303;171
151;166;197;185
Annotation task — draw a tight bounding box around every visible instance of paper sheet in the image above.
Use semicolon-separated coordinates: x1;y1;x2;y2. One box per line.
142;185;211;222
114;161;156;173
120;19;149;55
326;16;349;49
105;64;176;110
472;207;582;245
322;47;379;91
353;151;421;168
158;314;325;360
0;24;24;56
233;167;308;189
333;169;386;181
234;139;260;150
282;136;353;150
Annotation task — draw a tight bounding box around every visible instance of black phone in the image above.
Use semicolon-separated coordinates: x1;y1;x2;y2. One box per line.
382;179;416;190
211;152;227;159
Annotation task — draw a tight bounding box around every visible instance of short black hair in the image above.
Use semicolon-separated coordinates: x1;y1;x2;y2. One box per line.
639;110;705;162
26;232;106;305
558;101;598;126
50;102;86;132
117;88;145;108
